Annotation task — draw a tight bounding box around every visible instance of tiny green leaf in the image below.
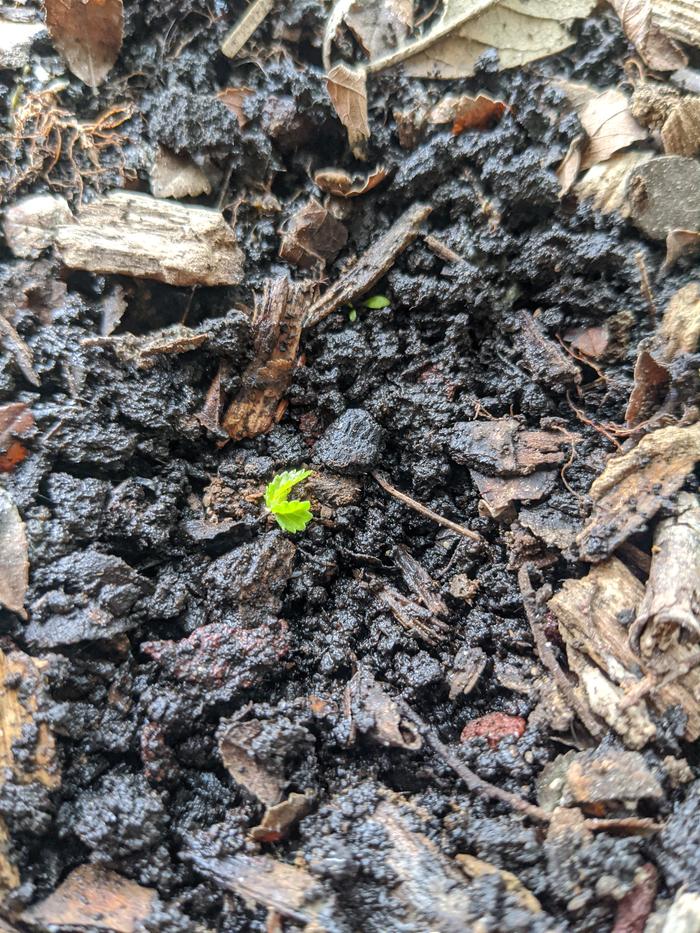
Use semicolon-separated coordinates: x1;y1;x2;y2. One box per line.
348;307;357;322
362;294;390;309
264;469;313;533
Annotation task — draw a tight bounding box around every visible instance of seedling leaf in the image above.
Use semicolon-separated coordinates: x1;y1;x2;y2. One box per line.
264;469;314;533
362;294;390;309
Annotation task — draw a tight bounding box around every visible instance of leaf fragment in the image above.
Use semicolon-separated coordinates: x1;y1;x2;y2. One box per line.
43;0;124;88
313;165;389;197
578;88;648;170
279;199;348;270
326;63;370;158
610;0;687;71
0;488;29;618
429;93;507;133
149;147;212;200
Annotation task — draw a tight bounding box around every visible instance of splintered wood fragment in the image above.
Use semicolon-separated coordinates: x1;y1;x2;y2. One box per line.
394;544;449;618
22;865;158;932
185;851;338;925
369;575;451;646
372;471;484;545
518;566;605;740
629;492;700;655
221;0;276;57
223;279;314;440
549;558;700;743
0;314;40;387
423;233;464;262
397;700;551;823
55;191;244;287
304;204;431;328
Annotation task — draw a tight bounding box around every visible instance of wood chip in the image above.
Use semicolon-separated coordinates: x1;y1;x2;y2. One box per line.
629;491;700;655
663;228;700;270
651;0;700;48
250;793;313;843
44;0;123;88
149;146;212;200
304;203;431;328
661;95;700;155
549;557;700;743
313;164;389;197
22;865;158;932
577;421;700;562
449;418;572;476
2;193;73;259
611;0;687;70
220;0;276;58
279;199;348;269
0;488;28;618
345;668;422;749
55;191;244;287
222;278;315;440
326;63;370;158
218;718;285;806
624;155;700;240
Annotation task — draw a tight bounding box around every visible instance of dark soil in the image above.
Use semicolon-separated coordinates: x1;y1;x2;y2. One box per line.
1;1;699;931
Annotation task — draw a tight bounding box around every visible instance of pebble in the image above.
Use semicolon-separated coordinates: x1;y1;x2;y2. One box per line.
314;409;383;474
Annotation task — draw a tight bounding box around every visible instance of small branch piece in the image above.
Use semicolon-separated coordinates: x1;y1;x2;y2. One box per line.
221;0;276;58
304;204;431;328
372;471;483;545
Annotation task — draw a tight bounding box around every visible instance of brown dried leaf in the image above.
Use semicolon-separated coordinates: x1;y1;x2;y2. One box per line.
557;135;584;196
579;88;648;170
428;93;507;133
218;718;285;806
217;86;254;127
470;470;557;521
0;403;34;473
149;146;211;200
565;325;610;358
22;865;157;932
314;164;389;197
577;421;700;561
344;0;413;60
346;668;423;750
279;199;348;269
0;489;28;618
663;228;700;271
574;150;653;214
625;348;669;425
661;95;700;156
250;793;313;843
611;0;687;71
651;0;700;48
326;63;369;158
44;0;123;88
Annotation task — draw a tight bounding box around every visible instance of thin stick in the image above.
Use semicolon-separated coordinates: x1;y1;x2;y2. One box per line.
423;233;463;263
371;471;483;545
518;565;605;740
221;0;275;58
397;700;551;823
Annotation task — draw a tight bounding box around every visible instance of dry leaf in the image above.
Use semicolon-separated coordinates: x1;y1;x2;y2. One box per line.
577;421;700;561
44;0;123;88
574;150;653;213
279;199;348;269
217;86;254;127
400;0;597;79
659;282;700;357
651;0;700;48
314;165;389;197
344;0;413;60
625;348;669;424
326;63;370;158
0;403;34;473
149;146;212;200
0;488;29;619
579;88;647;170
663;229;700;271
611;0;687;70
556;135;584;196
564;325;609;358
250;793;313;843
428;93;507;133
661;95;700;156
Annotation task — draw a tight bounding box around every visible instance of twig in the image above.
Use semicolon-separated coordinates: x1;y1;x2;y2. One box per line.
635;251;657;323
371;471;483;545
397;700;551;823
618;648;700;712
221;0;276;58
518;565;605;740
423;233;463;263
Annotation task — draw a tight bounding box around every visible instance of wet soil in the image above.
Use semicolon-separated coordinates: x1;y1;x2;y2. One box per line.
1;1;700;931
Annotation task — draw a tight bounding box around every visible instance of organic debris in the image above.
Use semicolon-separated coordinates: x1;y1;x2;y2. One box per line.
326;64;370;158
610;0;687;71
149;146;212;199
313;164;389;197
0;403;34;472
44;0;124;88
220;0;275;58
279;199;348;269
345;668;422;749
0;488;29;618
55;191;245;286
428;92;507;134
2;193;73;258
625;155;700;240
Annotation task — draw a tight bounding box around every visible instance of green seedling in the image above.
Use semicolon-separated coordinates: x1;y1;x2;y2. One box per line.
361;294;390;309
264;469;314;533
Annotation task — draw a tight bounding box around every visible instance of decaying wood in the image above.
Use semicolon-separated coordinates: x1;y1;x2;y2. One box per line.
449;418;574;477
549;557;700;744
55;191;245;287
0;488;29;618
629;492;700;655
218;717;285;806
651;0;700;47
394;544;449;618
83;324;209;369
369;575;451;646
220;0;276;58
577;421;700;562
303;204;431;328
514;311;581;387
250;792;313;843
21;865;158;932
345;668;422;750
372;470;484;544
222;278;315;440
186;850;339;926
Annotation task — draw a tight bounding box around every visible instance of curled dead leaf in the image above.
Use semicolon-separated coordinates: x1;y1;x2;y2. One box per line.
429;92;507;134
579;88;647;170
610;0;687;71
217;86;254;127
326;63;369;158
556;135;584;196
574;149;653;214
314;165;389;197
279;199;348;269
44;0;124;88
